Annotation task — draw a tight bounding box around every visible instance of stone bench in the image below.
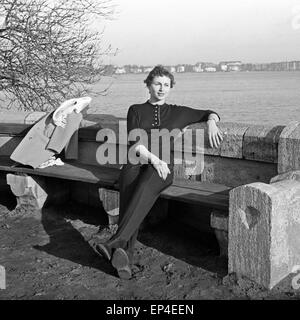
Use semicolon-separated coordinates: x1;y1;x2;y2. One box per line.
0;155;231;256
0;111;233;256
1;111;300;290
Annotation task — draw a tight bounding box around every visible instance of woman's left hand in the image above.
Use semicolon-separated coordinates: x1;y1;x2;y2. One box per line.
207;120;223;148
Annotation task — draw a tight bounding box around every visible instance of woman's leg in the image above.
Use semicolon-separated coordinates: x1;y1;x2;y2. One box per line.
95;164;173;279
107;164;173;250
117;164;143;258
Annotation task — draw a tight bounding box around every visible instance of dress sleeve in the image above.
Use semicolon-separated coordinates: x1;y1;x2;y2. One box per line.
174;105;220;129
127;105;139;134
126;105;147;148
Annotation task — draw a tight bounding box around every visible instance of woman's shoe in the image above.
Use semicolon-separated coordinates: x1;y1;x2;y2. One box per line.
111;248;132;280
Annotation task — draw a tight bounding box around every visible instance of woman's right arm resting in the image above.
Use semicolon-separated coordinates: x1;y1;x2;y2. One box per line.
127;105;170;180
134;145;170;180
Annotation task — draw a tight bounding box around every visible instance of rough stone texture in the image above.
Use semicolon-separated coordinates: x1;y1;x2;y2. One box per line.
98;188;119;225
173;158;199;181
201;155;277;187
7;174;48;210
270;170;300;184
183;122;250;158
278;121;300;174
243;124;285;163
214;230;228;258
228;176;300;289
211;210;228;231
219;123;250;159
6;174;70;210
210;210;229;257
97;187;169;229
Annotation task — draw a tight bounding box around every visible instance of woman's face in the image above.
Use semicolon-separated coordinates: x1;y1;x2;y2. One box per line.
148;76;171;103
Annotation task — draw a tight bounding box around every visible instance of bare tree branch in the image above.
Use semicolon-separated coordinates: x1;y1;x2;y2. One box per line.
0;0;116;111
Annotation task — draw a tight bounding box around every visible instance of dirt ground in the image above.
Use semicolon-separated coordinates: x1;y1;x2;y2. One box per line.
0;185;299;301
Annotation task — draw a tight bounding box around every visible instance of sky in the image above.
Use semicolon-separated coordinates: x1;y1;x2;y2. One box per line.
99;0;300;66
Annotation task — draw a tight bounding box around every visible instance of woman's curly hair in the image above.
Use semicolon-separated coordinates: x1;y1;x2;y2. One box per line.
144;65;176;88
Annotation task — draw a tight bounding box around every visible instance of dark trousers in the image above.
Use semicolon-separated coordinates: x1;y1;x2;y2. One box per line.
107;163;173;254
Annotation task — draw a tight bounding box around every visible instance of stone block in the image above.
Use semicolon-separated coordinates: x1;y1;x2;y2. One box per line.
97;187;169;229
7;174;48;210
210;210;228;257
278;121;300;174
184;122;220;156
211;210;228;231
228;175;300;289
99;188;119;225
201;155;277;187
220;122;250;158
186;122;250;158
243;124;284;163
173;158;199;181
270;170;300;184
6;174;70;211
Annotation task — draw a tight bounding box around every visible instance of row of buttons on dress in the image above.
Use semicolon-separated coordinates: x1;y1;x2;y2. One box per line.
152;105;160;127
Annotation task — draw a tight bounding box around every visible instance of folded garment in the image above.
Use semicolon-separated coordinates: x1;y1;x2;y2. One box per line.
37;156;64;169
53;96;92;128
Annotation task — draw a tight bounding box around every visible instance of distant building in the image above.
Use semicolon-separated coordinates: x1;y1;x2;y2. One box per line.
115;67;126;74
202;63;217;72
110;60;300;75
193;63;203;72
219;62;228;72
288;61;300;71
184;64;194;73
204;67;217;72
176;65;185;73
130;66;143;74
219;61;242;72
193;66;203;72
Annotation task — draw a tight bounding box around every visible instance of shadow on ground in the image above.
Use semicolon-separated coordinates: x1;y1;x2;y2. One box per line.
0;182;226;279
138;220;227;276
33;202;119;277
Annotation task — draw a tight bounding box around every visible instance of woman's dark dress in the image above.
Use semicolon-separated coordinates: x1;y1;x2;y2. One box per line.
106;101;219;256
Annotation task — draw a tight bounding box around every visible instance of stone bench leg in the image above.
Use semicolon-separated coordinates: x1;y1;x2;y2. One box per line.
210;210;228;257
98;188;169;230
229;171;300;289
7;173;69;211
7;173;48;210
98;188;119;227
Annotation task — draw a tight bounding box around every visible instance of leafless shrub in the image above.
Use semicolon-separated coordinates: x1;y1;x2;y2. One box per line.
0;0;116;111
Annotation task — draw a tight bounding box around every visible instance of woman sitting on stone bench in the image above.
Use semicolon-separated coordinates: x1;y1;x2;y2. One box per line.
91;65;222;279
